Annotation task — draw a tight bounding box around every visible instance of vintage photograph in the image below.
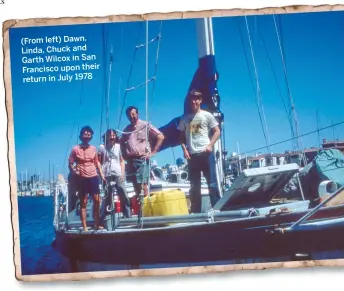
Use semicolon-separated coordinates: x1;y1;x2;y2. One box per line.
4;7;344;279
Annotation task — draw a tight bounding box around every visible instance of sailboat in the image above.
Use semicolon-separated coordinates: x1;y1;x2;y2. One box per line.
52;16;344;270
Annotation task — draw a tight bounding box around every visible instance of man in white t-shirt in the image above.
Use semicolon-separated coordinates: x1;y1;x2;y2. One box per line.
98;129;131;218
178;89;221;213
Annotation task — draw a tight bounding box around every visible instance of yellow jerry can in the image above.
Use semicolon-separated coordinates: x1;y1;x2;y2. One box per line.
142;189;189;217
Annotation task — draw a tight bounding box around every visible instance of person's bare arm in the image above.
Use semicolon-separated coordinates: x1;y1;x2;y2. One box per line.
68;149;78;174
98;150;104;165
120;155;126;181
94;153;105;181
68;161;76;173
146;123;165;157
205;126;220;152
180;130;190;160
151;133;165;156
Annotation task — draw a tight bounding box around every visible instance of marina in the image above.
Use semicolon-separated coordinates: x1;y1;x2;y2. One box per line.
9;10;344;275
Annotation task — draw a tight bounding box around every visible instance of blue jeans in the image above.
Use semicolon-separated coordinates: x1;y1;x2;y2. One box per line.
188;151;221;213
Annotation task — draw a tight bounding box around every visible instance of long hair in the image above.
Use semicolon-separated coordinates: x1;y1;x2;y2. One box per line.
102;128;119;144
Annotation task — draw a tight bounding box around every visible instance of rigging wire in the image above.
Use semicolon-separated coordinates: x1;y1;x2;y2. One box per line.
125;77;156;92
272;14;307;166
145;20;149;143
137;20;151;229
114;21;164;228
243;16;271;153
117;21;163;228
118;24;124;120
256;22;289;121
62;121;77;177
240;119;344;157
61;78;84;177
237;19;270;155
221;119;227;182
150;21;163;101
117;21;163;130
256;21;298;156
117;22;143;129
106;44;114;130
273;14;296;132
100;24;108;143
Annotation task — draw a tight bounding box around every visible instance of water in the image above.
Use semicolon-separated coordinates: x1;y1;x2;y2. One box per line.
18;196;71;275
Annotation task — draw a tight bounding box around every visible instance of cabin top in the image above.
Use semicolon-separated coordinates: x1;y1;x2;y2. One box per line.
214;163;300;210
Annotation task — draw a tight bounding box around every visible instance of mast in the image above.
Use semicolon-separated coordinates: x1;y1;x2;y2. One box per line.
25;169;27;196
237;141;242;174
196;18;215;59
49;160;51;195
196;18;224;196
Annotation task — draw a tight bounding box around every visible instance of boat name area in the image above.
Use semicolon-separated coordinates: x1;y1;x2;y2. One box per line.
19;36;101;84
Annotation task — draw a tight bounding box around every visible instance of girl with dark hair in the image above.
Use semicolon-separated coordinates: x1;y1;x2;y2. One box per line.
68;126;105;231
98;129;131;218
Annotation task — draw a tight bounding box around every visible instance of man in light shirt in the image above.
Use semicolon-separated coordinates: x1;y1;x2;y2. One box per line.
178;89;221;213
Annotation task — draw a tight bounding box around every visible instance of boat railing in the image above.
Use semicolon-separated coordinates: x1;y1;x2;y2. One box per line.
273;184;344;233
290;184;344;229
53;182;69;231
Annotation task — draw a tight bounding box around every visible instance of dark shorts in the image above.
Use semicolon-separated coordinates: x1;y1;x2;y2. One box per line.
127;157;150;184
75;175;100;195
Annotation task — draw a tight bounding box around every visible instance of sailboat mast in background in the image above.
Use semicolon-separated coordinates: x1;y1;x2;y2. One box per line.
196;18;225;196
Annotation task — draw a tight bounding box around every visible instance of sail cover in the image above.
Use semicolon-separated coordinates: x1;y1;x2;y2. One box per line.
314;149;344;187
158;54;223;151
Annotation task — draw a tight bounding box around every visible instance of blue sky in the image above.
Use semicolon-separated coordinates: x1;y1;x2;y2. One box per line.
9;11;344;181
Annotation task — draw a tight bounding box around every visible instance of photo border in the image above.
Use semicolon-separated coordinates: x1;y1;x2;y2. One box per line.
3;3;344;282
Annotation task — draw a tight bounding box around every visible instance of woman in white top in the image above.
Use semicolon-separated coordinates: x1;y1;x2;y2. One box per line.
98;129;131;218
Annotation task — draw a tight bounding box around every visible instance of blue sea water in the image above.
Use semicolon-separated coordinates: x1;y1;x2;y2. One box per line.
18;196;71;275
